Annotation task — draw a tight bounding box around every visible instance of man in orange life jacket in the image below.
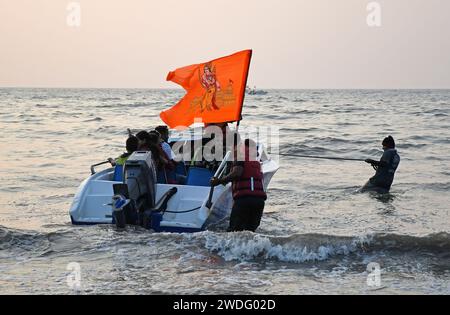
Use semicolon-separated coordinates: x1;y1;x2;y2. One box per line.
210;139;267;232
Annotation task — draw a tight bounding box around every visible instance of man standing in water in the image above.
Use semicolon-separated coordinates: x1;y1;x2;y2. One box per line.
210;139;267;232
362;136;401;193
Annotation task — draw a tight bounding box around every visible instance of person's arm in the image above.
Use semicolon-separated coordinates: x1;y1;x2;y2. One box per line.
366;152;389;167
365;159;381;166
210;164;244;186
107;157;117;166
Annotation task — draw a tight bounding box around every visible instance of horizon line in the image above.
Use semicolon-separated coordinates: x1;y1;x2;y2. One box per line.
1;86;450;91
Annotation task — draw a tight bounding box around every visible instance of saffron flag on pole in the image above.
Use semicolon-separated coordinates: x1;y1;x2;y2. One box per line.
160;50;252;128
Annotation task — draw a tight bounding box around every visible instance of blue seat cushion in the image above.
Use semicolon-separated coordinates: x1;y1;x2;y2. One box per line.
186;167;214;187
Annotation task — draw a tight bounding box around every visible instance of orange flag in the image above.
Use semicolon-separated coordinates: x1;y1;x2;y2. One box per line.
160;50;252;128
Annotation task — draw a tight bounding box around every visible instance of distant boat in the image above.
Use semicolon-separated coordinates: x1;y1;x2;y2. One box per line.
246;86;268;95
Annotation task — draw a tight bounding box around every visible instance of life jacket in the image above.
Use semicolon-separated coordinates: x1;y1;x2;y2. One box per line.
115;152;131;166
232;161;267;200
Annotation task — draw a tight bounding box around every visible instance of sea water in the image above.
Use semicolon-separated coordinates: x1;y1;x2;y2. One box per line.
0;88;449;294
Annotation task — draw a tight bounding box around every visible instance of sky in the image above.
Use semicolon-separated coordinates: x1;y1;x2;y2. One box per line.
1;0;449;89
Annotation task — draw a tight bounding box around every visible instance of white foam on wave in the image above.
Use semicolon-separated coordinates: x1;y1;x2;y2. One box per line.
195;232;372;263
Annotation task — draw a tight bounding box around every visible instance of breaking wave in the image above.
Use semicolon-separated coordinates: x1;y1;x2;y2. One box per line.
194;231;450;263
2;226;449;265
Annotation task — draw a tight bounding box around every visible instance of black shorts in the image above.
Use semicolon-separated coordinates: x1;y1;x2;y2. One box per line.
228;196;266;232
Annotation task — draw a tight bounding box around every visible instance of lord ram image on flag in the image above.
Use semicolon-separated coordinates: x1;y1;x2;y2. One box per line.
160;50;252;128
189;62;236;114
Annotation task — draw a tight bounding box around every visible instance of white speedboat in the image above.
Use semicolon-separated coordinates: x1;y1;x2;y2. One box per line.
69;132;279;233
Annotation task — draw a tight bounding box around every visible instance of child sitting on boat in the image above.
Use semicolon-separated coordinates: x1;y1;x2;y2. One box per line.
108;136;139;166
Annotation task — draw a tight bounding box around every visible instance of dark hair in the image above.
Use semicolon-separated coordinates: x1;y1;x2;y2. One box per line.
148;132;160;145
382;136;396;148
155;125;169;135
126;136;139;153
149;130;161;137
136;130;150;142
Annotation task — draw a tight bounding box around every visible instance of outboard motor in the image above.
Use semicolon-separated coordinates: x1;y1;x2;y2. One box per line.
112;151;157;227
124;151;157;211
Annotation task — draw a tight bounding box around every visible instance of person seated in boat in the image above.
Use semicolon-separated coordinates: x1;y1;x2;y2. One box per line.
108;135;139;166
135;130;167;167
361;136;401;194
210;139;267;232
188;122;233;171
152;129;177;171
149;131;180;183
190;130;231;171
155;125;176;161
136;130;152;151
145;132;168;168
155;125;188;183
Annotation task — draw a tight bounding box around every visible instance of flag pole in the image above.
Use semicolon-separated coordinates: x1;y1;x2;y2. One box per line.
207;51;252;209
236;49;252;134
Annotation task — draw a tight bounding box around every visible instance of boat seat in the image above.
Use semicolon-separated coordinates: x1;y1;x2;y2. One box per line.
186;167;214;187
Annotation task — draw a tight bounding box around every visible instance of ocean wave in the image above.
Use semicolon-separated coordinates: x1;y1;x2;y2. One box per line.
423;108;450;115
199;232;366;263
2;225;449;264
419;182;450;191
94;102;161;109
0;226;117;258
281;144;343;156
280;127;320;132
0;226;51;255
286;109;321;115
400;143;427;149
194;231;450;263
83;117;103;122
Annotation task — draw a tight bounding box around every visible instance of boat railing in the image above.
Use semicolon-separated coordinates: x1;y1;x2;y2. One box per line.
214;150;232;179
90;160;111;175
205;150;232;209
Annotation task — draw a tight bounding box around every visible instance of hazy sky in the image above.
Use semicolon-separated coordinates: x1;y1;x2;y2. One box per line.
1;0;449;89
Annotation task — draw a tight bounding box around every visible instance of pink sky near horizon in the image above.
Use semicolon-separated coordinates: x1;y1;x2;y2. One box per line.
1;0;449;89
